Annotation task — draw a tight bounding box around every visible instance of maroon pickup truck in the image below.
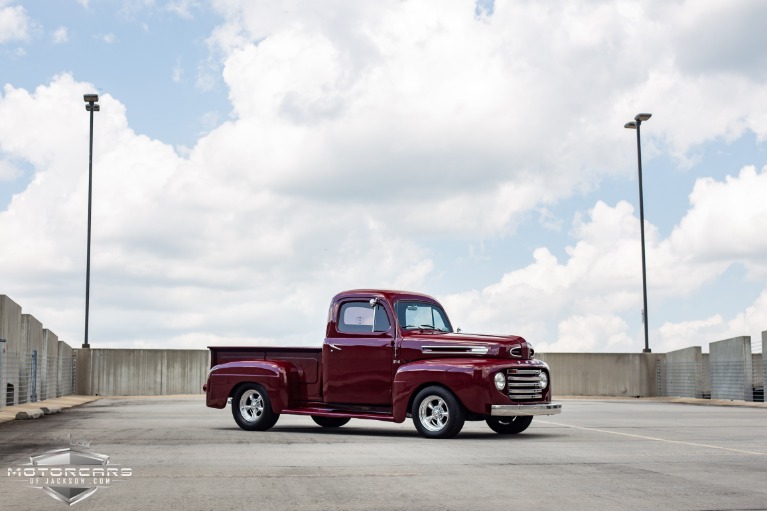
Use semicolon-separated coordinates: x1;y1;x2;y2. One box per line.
204;289;561;438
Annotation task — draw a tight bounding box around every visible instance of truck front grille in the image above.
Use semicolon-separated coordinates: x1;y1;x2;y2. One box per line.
507;368;544;401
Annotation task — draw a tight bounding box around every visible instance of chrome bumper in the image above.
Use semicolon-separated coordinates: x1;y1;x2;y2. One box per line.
490;403;562;416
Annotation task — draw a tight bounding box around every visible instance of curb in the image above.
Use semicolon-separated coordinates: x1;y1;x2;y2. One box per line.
0;396;100;424
15;409;44;420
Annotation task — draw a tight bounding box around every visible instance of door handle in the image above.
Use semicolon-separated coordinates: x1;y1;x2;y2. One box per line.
329;343;342;351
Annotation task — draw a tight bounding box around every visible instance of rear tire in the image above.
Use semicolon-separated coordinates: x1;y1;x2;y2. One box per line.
486;415;533;434
411;386;465;439
311;416;351;428
231;383;280;431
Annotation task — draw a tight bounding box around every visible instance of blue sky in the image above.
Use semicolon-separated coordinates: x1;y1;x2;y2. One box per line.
1;0;766;353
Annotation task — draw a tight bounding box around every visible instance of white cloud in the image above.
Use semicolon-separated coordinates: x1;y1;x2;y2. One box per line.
657;315;725;354
442;201;651;349
1;1;767;351
658;288;767;353
167;0;198;20
443;166;767;352
0;74;438;347
51;26;69;44
97;33;116;44
0;3;32;43
553;314;633;353
668;166;767;276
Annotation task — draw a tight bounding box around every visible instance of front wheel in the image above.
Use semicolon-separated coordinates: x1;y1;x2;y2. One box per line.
311;416;350;428
412;386;465;439
231;383;280;431
486;415;533;434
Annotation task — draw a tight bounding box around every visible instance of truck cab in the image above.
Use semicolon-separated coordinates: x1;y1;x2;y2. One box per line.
205;289;561;438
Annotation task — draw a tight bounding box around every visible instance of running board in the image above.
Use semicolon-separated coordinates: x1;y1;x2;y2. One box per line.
280;407;397;423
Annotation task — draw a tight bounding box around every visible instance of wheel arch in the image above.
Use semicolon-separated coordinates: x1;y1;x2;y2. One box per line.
393;360;476;422
405;381;461;419
208;360;296;413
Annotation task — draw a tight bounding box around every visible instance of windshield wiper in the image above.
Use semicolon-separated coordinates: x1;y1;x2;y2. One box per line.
404;325;444;332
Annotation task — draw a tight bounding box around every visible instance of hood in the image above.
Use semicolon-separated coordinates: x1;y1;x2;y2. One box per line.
399;331;535;361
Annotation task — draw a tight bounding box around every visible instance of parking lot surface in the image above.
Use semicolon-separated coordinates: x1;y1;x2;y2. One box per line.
1;396;766;510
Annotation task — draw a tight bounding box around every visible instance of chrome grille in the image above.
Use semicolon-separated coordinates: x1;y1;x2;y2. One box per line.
507;368;544;401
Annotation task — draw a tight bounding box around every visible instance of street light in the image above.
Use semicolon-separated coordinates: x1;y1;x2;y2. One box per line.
83;94;100;349
624;113;652;353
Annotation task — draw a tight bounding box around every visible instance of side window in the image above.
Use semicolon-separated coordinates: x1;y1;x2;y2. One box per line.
338;301;391;334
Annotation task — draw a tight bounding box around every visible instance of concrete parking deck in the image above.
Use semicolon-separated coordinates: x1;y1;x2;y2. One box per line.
1;396;765;510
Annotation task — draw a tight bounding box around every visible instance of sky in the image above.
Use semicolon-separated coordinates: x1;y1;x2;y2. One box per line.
1;0;766;354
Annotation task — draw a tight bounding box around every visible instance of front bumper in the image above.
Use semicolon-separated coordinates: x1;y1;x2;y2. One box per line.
490;403;562;416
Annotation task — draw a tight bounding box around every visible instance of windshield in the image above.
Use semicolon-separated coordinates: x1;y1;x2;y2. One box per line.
396;301;452;332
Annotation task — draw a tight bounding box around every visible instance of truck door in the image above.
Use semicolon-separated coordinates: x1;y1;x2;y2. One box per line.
323;299;394;405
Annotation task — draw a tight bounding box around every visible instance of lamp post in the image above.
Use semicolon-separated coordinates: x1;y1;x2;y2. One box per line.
83;94;100;349
624;113;652;353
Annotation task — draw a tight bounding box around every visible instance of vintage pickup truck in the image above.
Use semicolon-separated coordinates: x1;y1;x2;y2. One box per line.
204;289;561;438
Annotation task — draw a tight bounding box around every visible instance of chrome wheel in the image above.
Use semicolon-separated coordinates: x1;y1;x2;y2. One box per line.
231;383;279;431
412;386;465;438
239;389;264;423
240;390;264;422
418;395;450;432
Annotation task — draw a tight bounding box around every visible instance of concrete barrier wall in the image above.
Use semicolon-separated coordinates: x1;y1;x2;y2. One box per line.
76;349;209;396
536;353;661;397
21;314;43;402
58;341;74;397
41;329;59;401
709;336;753;401
3;294;767;400
664;346;704;398
1;295;23;405
78;350;659;397
0;295;75;407
0;295;22;345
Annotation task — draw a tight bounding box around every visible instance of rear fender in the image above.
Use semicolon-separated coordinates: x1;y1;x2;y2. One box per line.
205;360;297;412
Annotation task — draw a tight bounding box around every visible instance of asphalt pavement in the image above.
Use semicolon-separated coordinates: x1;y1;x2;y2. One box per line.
1;396;766;510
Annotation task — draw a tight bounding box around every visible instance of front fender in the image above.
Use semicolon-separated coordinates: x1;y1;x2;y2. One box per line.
392;358;552;421
205;360;297;412
392;358;483;422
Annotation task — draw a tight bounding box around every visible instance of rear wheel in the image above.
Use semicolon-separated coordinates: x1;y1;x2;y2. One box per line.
486;415;533;434
231;383;280;431
311;416;350;428
412;386;465;439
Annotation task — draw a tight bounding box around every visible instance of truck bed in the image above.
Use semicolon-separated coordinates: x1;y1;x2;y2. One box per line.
210;346;323;400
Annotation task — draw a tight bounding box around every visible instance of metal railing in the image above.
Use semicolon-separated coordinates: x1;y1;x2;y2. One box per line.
1;351;77;408
658;354;764;403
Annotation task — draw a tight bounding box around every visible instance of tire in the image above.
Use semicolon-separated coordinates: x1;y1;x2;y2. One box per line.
231;383;280;431
486;415;533;435
311;416;351;428
411;386;465;439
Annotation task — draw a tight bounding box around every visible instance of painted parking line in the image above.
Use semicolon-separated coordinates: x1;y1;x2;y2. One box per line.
538;420;767;457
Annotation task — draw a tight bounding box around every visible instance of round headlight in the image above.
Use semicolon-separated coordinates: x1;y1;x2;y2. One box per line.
539;371;549;390
494;372;506;390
